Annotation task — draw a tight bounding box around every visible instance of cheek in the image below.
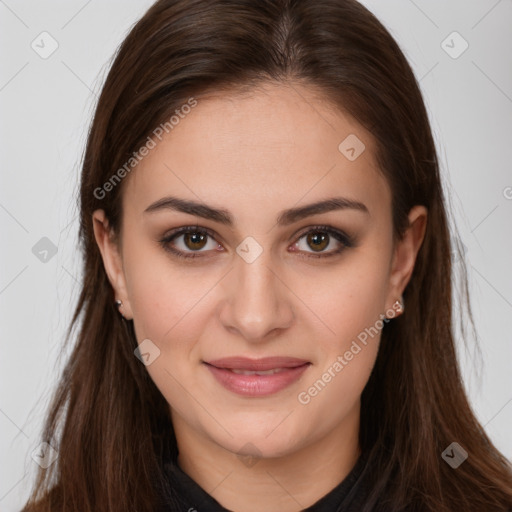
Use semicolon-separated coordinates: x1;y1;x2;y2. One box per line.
297;253;391;351
293;264;390;431
294;339;378;451
290;250;391;414
121;231;214;343
124;258;214;420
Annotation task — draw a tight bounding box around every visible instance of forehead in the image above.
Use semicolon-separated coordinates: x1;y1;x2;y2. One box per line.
123;82;390;224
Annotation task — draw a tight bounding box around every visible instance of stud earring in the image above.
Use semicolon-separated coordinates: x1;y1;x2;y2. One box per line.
394;295;404;315
115;299;125;319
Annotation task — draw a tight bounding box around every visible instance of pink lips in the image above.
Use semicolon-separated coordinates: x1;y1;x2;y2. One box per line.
204;356;311;397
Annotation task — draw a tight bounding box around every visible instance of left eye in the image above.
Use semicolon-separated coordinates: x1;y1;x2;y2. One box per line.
292;227;352;258
160;225;353;260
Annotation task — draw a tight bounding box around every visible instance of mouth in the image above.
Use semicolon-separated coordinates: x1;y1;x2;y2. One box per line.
203;357;311;397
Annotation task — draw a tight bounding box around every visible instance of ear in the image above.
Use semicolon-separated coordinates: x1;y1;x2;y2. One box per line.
92;209;133;320
385;205;428;310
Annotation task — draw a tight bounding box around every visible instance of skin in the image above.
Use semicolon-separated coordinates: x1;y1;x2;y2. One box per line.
93;82;427;512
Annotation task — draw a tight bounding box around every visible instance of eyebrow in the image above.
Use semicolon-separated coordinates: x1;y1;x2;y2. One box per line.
144;195;369;226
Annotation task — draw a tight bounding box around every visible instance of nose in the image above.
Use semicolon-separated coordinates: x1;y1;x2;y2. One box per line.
217;250;295;343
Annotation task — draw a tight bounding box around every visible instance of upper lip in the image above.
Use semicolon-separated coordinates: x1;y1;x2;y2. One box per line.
204;357;310;371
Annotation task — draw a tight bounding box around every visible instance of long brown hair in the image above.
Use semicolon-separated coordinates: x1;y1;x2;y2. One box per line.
23;1;512;511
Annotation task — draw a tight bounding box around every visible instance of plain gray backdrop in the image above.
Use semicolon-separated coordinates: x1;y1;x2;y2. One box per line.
1;1;511;510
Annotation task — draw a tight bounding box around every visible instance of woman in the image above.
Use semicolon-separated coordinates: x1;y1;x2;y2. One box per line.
22;0;512;511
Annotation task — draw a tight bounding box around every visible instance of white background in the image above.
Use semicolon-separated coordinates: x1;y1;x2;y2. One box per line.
1;1;511;510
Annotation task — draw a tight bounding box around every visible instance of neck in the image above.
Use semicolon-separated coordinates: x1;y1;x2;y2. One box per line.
171;404;361;512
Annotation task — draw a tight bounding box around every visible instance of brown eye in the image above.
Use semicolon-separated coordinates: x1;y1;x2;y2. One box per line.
160;224;354;261
183;231;208;251
160;227;221;260
293;226;354;258
306;231;329;252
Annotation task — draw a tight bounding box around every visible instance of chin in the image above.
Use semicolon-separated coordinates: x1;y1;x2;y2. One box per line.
210;423;308;461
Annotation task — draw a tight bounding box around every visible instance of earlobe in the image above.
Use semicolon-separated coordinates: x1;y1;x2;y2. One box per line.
386;205;428;309
92;210;134;320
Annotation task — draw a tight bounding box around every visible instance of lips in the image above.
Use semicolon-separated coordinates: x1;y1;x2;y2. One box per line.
205;356;310;372
203;356;311;397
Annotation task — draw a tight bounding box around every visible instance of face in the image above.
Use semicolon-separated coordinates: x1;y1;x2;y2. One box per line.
93;82;426;460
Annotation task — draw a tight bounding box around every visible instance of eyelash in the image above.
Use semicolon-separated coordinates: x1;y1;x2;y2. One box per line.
159;224;355;261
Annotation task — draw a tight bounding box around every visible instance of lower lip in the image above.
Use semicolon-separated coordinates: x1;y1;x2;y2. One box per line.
204;363;310;397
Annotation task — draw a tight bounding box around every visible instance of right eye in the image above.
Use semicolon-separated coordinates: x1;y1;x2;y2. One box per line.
159;226;223;260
